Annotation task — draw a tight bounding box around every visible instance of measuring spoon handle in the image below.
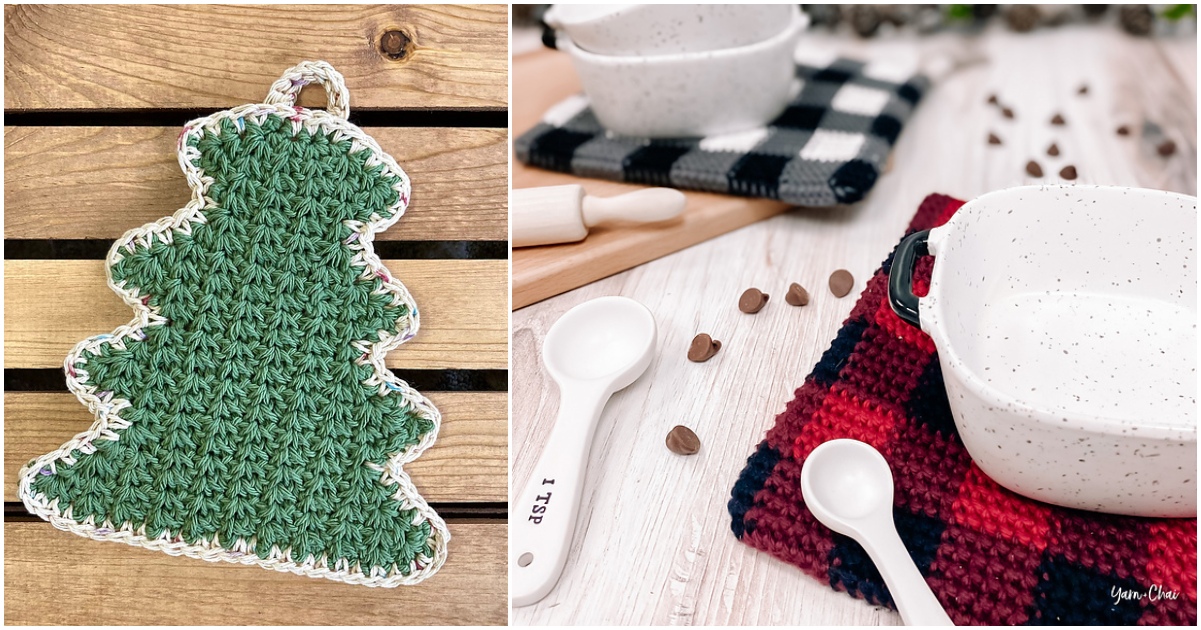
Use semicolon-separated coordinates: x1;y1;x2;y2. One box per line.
510;384;608;607
861;519;954;626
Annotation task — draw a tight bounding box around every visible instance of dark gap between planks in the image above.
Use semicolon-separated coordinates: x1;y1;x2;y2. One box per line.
4;109;508;128
5;369;508;393
5;240;508;261
4;501;506;523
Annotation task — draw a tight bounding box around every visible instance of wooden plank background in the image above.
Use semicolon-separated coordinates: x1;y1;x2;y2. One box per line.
511;24;1196;625
5;4;508;625
5;259;507;370
5;521;506;626
5;127;508;241
4;4;508;111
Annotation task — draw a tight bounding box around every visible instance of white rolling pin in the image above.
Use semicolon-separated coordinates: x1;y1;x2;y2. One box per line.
513;185;687;247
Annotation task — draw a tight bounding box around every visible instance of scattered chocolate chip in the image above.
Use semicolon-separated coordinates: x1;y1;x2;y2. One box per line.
1157;140;1177;157
1077;84;1089;95
988;132;1003;145
687;333;721;363
987;93;999;105
1001;107;1015;119
738;288;769;314
1051;113;1066;125
828;270;854;298
785;283;810;307
1047;142;1060;156
666;425;701;455
1059;165;1077;180
1116;125;1131;136
1026;160;1044;177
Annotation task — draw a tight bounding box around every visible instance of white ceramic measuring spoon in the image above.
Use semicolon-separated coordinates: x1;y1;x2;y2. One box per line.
511;296;656;607
801;439;954;626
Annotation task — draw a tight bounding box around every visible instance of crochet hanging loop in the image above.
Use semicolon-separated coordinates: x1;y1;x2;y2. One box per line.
264;60;351;120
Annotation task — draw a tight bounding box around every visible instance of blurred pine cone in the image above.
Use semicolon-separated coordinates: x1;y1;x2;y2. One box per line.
850;4;883;37
1119;4;1154;35
1005;4;1041;32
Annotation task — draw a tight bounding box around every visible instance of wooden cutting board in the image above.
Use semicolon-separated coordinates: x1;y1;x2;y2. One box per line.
512;48;798;309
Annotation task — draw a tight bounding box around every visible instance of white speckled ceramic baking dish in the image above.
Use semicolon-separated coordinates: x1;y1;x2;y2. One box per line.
889;185;1196;517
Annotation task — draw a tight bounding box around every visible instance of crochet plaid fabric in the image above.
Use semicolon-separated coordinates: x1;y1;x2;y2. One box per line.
728;194;1198;625
515;56;927;206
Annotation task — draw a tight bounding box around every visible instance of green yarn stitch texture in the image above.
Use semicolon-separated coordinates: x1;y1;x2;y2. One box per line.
33;113;436;575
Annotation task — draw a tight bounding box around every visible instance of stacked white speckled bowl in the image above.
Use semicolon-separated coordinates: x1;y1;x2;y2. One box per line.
543;4;809;138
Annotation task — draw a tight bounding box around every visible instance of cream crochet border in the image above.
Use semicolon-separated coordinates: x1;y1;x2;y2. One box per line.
15;62;450;587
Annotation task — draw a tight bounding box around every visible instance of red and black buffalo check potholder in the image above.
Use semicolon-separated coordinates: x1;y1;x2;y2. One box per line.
728;194;1197;625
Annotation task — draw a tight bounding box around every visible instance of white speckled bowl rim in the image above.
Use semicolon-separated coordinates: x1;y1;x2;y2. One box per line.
557;7;809;65
922;184;1197;444
546;4;794;57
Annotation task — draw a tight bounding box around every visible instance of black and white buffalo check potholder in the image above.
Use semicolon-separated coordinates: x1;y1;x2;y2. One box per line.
516;52;928;206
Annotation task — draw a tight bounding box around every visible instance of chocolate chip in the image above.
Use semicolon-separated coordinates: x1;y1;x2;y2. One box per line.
829;270;854;298
1157;140;1177;157
1077;84;1089;95
666;425;701;455
1001;107;1015;119
1051;113;1066;125
1059;165;1077;180
785;283;810;306
1026;160;1044;177
988;132;1003;145
738;288;769;313
687;333;721;363
987;93;999;105
1116;125;1131;136
1047;142;1060;156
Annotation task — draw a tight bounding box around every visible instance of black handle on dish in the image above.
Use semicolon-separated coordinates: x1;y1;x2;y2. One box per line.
539;21;557;50
888;229;930;328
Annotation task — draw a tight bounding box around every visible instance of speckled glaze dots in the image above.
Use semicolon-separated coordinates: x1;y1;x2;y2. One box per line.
914;185;1195;517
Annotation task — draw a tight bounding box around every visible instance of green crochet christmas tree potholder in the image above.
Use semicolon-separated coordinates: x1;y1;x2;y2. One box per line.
17;62;449;587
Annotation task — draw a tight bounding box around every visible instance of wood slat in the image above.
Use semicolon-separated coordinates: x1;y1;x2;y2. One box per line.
4;521;506;625
4;4;507;111
4;126;508;241
4;259;507;370
4;391;506;504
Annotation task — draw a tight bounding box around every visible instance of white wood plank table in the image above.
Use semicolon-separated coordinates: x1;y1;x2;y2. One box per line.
511;24;1196;625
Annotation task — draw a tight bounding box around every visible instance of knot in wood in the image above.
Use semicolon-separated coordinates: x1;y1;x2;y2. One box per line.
380;30;412;60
